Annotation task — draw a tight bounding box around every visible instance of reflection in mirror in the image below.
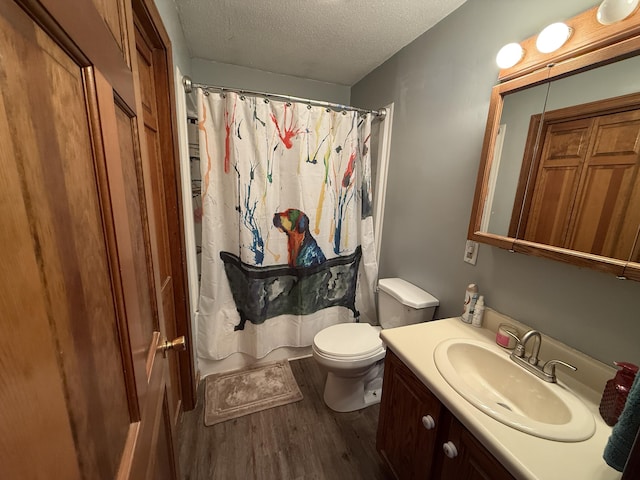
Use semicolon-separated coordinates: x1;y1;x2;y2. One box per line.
470;7;640;279
630;224;640;263
480;83;550;237
545;54;640;110
622;224;640;281
511;54;640;261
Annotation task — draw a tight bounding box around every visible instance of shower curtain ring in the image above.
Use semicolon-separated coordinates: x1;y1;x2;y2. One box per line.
307;104;312;110
264;98;270;104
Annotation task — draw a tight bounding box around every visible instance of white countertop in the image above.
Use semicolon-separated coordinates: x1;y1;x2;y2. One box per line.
380;313;621;480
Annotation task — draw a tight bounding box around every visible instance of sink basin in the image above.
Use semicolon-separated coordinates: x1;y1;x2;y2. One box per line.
434;338;595;442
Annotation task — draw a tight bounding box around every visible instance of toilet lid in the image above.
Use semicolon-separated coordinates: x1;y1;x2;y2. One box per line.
313;323;383;358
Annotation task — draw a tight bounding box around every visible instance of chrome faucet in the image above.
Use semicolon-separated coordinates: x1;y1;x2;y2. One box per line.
516;330;542;366
509;329;577;383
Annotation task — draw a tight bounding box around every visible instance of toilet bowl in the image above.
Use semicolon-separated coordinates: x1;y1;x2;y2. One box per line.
312;322;386;412
312;278;439;412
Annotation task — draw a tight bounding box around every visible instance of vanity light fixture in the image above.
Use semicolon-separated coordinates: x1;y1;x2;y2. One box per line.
496;43;525;69
597;0;640;24
536;22;573;53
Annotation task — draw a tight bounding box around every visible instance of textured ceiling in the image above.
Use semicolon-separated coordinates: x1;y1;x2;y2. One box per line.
175;0;468;86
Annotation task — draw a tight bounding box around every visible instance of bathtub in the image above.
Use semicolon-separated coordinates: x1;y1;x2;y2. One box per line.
219;246;362;330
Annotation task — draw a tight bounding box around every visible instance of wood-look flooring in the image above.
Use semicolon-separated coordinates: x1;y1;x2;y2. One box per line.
178;356;390;480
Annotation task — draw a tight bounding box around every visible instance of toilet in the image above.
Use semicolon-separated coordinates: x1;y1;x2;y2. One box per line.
312;278;439;412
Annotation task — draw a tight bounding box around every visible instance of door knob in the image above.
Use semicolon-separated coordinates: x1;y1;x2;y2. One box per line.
158;336;186;357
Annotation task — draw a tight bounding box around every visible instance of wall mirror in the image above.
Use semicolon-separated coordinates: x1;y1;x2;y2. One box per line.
469;6;640;279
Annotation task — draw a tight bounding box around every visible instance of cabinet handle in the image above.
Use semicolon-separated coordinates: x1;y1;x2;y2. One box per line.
443;441;458;459
421;415;436;430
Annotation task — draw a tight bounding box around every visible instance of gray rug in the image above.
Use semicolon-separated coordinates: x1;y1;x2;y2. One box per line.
204;360;303;426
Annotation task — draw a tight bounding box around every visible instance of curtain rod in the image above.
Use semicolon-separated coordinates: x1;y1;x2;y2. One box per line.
182;76;386;120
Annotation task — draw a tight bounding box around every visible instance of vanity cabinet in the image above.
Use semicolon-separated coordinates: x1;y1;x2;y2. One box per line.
435;415;515;480
377;349;515;480
376;348;443;479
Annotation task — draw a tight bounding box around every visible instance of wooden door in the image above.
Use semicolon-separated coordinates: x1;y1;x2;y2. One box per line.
0;0;181;478
518;96;640;260
522;118;593;246
567;109;640;259
133;2;194;419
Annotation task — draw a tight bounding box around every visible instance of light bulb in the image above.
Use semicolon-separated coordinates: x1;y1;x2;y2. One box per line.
536;22;573;54
597;0;640;25
496;43;525;69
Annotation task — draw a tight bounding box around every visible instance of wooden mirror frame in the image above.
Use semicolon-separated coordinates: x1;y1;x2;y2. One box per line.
468;5;640;280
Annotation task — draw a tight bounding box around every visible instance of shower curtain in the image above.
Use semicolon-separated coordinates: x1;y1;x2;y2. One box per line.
196;89;378;360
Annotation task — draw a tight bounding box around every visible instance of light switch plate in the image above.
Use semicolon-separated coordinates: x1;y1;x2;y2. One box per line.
463;240;478;265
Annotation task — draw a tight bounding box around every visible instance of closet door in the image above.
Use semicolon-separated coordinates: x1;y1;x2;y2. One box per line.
0;0;179;478
567;109;640;259
522;118;593;246
521;105;640;259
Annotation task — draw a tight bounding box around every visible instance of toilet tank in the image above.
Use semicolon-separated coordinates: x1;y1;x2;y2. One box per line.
378;278;439;329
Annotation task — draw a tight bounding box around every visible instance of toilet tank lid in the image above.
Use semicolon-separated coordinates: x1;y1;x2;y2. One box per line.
378;278;439;309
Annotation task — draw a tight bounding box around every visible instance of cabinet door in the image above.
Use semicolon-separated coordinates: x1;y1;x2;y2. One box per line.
437;415;515;480
377;350;443;480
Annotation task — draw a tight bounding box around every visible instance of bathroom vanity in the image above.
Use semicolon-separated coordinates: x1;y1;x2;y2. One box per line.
375;313;622;480
378;349;514;479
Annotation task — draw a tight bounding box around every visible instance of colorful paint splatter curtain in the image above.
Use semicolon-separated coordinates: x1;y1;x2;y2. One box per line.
196;90;378;360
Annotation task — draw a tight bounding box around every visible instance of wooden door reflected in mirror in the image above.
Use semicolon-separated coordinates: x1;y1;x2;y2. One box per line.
512;92;640;262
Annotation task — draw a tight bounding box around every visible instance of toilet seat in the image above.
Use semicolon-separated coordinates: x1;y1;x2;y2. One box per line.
313;323;384;361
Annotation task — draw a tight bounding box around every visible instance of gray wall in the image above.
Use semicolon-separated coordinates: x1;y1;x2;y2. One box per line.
192;58;350;105
351;0;640;366
154;0;192;76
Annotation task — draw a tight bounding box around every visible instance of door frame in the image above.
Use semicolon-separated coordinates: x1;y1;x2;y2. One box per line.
131;0;196;411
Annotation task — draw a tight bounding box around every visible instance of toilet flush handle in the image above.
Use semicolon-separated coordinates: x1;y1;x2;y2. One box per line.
421;415;436;430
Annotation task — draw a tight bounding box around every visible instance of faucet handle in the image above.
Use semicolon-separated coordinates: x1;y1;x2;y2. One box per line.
542;359;577;382
503;329;520;343
503;330;525;356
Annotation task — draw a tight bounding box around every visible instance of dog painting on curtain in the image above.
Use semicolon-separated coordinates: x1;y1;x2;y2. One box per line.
272;209;326;268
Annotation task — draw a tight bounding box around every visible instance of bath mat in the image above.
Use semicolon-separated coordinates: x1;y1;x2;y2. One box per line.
204;360;303;426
